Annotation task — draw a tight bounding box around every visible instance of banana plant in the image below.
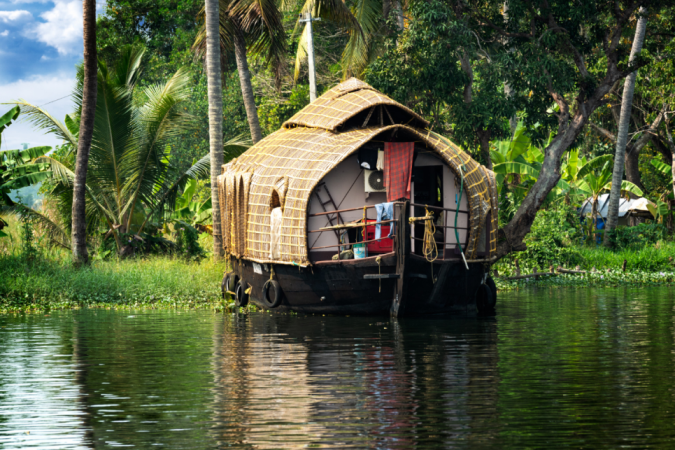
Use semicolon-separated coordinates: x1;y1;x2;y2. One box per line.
0;106;53;207
576;159;643;229
172;178;212;226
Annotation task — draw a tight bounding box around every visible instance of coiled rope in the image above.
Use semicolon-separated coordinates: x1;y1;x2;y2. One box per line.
422;207;438;263
422;207;438;284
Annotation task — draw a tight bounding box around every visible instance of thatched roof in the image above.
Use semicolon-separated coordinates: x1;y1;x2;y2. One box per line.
282;78;428;132
218;79;497;266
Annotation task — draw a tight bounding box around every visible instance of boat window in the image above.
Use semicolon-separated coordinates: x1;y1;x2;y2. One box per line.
270;190;281;210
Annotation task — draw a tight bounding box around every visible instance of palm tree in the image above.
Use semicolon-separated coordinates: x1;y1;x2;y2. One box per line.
13;46;249;256
205;0;225;258
194;0;287;144
291;0;386;81
604;6;648;246
72;0;98;266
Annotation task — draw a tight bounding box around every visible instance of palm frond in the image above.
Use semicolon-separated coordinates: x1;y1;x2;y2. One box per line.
341;0;381;78
293;0;362;39
231;0;287;85
88;54;136;214
7;101;77;147
121;68;195;228
294;25;310;81
139;153;212;232
2;204;71;249
112;45;145;89
192;1;237;60
224;133;252;160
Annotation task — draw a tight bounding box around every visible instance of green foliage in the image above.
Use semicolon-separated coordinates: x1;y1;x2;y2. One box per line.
366;0;514;147
15;45;213;254
0;253;232;313
20;216;37;261
174;221;205;260
257;84;310;135
497;207;583;272
0;106;53;207
606;223;669;251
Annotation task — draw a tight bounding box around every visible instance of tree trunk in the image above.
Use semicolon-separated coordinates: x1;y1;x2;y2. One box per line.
478;129;492;170
604;7;648;246
664;120;675;201
206;0;224;259
383;0;391;22
234;28;263;144
71;0;97;267
624;148;644;195
392;0;404;31
495;102;605;259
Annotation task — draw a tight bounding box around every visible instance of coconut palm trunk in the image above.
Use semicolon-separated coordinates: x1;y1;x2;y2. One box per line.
603;7;648;246
665;118;675;200
233;27;263;144
71;0;97;266
206;0;225;258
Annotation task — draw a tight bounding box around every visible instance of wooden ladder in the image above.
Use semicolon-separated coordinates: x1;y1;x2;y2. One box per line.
315;182;345;241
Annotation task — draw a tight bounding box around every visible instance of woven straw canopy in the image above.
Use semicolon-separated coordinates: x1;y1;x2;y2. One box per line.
282;78;428;132
218;78;498;266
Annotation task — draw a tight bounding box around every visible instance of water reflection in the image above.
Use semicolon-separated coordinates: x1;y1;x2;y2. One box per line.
1;287;674;448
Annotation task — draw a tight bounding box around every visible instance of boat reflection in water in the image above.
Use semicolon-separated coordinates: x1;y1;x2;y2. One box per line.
209;313;499;449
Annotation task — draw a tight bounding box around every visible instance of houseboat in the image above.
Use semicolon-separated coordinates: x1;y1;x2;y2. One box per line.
218;78;499;316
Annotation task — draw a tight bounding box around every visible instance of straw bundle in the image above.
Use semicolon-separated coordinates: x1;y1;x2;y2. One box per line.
217;79;498;266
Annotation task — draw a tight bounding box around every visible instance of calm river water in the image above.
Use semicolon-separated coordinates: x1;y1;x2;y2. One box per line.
1;287;675;449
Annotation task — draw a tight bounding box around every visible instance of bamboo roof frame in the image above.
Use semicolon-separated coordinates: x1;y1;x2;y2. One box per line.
217;78;498;266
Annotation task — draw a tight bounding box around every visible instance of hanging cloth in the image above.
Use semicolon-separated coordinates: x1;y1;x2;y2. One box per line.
384;142;414;202
376;150;385;171
375;202;395;239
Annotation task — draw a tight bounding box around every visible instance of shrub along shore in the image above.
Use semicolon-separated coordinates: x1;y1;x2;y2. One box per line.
1;245;674;313
0;254;233;314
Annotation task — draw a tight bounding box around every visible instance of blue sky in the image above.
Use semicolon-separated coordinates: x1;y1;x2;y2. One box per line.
0;0;103;150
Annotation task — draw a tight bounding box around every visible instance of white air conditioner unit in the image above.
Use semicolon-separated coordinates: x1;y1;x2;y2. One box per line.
364;169;386;193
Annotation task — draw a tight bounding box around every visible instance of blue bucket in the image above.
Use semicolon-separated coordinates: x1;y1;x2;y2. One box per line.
353;244;367;259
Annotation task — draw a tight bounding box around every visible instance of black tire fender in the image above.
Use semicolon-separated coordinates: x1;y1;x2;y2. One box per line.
226;273;239;294
475;282;495;315
261;280;282;308
235;279;249;307
485;276;497;308
221;272;232;299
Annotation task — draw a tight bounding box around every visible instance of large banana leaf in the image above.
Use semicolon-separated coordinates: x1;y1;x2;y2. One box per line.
0;106;20;147
618;180;644;197
650;158;671;176
492;161;540;179
1;170;52;191
576;154;613;179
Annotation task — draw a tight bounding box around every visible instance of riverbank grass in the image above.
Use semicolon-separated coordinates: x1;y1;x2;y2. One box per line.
0;253;232;313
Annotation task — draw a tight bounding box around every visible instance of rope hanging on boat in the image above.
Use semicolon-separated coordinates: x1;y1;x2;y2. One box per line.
362;205;367;242
422;207;438;262
422;206;438;284
376;256;382;293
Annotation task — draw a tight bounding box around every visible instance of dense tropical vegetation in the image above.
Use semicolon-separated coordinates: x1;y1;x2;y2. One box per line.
1;0;675;311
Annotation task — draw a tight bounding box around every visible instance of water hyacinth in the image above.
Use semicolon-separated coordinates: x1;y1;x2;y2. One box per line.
497;269;675;291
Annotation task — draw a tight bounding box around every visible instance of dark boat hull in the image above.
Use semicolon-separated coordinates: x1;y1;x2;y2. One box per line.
230;254;490;316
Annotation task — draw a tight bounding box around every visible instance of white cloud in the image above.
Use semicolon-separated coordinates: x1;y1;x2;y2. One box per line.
28;0;82;55
0;30;8;36
0;73;76;150
0;9;32;22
